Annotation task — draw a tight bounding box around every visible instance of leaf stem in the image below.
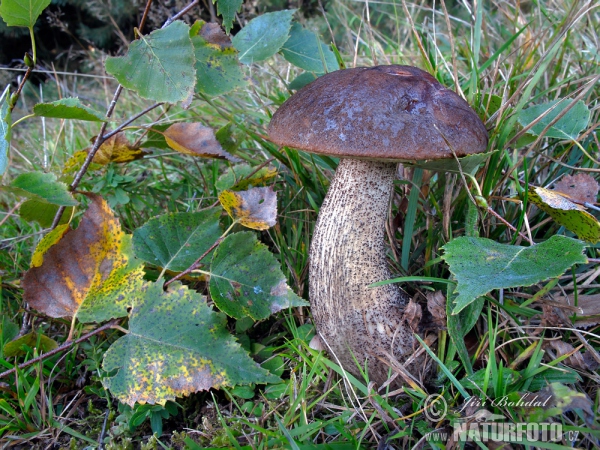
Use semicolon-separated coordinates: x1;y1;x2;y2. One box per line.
11;113;36;128
29;27;37;64
101;102;163;142
0;320;121;380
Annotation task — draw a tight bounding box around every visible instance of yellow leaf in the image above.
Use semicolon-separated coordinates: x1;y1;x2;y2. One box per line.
219;186;277;230
529;186;600;243
62;133;147;173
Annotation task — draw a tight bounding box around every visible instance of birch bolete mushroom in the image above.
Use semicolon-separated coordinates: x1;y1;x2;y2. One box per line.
268;65;488;386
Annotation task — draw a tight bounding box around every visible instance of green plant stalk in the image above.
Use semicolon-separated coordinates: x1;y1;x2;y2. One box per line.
28;27;36;64
401;168;423;270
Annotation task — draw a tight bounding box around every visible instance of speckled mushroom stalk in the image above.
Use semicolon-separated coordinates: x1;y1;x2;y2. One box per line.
309;158;414;384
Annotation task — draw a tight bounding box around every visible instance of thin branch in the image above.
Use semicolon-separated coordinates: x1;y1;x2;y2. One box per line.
0;320;121;379
486;207;533;245
163;0;200;28
138;0;154;34
9;67;33;113
102;102;163;142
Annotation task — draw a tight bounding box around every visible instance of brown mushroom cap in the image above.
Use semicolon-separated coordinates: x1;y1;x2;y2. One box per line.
268;65;488;161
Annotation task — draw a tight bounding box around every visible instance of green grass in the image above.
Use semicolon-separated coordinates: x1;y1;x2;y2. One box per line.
1;0;599;448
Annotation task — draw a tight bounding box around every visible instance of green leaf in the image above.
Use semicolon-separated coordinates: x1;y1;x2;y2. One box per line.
215;0;243;34
102;282;279;406
191;35;247;96
3;331;58;357
33;98;107;121
0;316;19;344
446;284;484;375
407;150;496;175
105;21;196;104
288;72;319;90
280;23;339;73
442;235;587;314
232;10;296;65
4;172;78;206
461;368;521;391
209;232;307;320
517;99;590;140
0;0;50;28
132;209;222;273
215;164;277;191
19;199;73;227
0;86;11;175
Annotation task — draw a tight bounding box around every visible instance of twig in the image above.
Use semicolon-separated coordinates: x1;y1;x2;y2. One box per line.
244;158;275;180
98;408;110;449
0;320;121;379
9;67;33;113
101;102;163;142
138;0;154;34
163;0;200;28
164;237;223;287
486;207;533;244
0;200;24;228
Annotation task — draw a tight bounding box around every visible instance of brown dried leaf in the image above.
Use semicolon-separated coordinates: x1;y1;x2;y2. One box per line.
164;123;240;162
218;186;277;230
23;195;144;322
541;303;568;328
426;290;446;329
554;174;599;204
553;294;600;329
402;299;422;332
545;340;589;371
200;22;232;48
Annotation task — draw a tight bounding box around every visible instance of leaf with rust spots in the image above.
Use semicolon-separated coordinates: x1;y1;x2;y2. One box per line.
554;174;599;205
529;185;600;243
92;132;148;165
102;282;279;406
22;195;144;323
163;123;240;161
209;232;307;320
219;186;277;230
199;22;232;47
63;134;148;173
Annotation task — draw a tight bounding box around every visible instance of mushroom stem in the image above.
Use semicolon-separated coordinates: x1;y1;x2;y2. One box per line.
309;158;416;385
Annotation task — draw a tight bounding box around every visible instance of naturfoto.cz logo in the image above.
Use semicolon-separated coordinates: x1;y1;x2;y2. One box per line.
423;394;577;444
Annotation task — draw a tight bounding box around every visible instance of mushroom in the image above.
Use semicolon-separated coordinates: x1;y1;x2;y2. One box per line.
268;65;488;386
